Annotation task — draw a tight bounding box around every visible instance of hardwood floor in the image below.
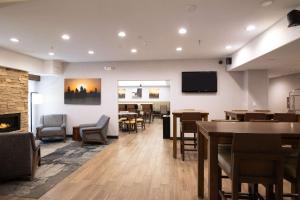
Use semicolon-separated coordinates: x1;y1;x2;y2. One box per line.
0;119;293;200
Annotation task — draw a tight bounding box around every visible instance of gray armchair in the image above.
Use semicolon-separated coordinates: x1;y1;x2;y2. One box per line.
79;115;110;146
36;114;66;142
0;132;41;181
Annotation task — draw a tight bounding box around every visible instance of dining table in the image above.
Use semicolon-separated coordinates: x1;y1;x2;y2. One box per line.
196;121;300;199
172;109;209;158
225;110;300;122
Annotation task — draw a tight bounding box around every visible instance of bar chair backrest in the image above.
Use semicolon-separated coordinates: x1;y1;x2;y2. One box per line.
244;112;267;122
274;113;298;122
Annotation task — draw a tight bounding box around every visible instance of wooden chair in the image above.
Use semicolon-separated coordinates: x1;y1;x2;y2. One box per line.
244;112;267;121
142;104;153;123
136;117;145;131
127;104;137;112
283;141;300;199
274;113;298;122
124;115;137;134
119;104;126;111
180;112;203;161
218;133;283;200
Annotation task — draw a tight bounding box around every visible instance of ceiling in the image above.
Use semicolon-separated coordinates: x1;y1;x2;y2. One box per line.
0;0;299;62
235;38;300;78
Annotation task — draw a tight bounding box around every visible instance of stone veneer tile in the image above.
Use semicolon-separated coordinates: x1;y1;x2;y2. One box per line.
0;67;28;132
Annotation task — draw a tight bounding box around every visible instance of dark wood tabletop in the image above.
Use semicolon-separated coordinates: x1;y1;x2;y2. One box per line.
196;121;300;199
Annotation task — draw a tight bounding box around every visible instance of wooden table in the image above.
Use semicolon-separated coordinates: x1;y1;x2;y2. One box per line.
196;121;300;199
172;110;209;158
224;110;274;121
225;111;300;122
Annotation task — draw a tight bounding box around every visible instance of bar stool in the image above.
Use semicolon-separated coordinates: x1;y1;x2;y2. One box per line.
218;133;283;200
180;112;203;161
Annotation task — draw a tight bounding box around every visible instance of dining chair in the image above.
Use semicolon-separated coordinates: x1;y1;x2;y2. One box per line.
218;133;283;200
180;112;204;161
119;104;126;111
283;141;300;199
244;112;267;121
160;105;168;117
124;114;137;134
142;104;153;123
274;113;298;122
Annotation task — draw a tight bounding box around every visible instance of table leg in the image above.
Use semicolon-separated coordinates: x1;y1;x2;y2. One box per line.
173;115;177;158
198;133;205;198
208;136;219;200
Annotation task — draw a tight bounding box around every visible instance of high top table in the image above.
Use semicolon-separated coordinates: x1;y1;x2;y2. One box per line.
225;110;300;121
172;110;209;158
196;121;300;199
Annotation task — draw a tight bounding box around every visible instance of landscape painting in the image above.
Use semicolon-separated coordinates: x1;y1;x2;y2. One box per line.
149;88;159;99
118;88;126;99
64;78;101;105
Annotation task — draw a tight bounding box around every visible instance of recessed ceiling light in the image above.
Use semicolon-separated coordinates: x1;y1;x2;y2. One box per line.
131;48;137;53
118;31;126;38
261;0;273;7
178;27;187;35
88;50;95;55
10;38;19;43
48;52;55;56
176;47;183;52
225;45;232;50
61;34;70;40
246;25;256;31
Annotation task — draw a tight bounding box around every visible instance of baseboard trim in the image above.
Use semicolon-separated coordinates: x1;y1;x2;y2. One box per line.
108;135;119;139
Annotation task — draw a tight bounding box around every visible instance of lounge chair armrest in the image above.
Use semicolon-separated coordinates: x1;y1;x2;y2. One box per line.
79;123;97;128
81;127;102;133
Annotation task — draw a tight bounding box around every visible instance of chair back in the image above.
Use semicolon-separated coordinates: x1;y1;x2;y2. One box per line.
41;114;66;127
160;105;168;115
127;104;137;112
142;104;152;111
181;112;203;133
232;133;282;180
274;113;298;122
119;104;126;111
0;132;34;180
244;112;267;122
254;109;270;112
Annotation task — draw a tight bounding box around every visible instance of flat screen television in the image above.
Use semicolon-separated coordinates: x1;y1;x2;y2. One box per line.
182;71;217;93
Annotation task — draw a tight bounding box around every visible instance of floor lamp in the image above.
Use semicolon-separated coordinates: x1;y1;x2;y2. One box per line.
30;92;42;132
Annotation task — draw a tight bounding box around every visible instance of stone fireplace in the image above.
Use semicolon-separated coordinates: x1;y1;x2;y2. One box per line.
0;113;21;132
0;67;28;132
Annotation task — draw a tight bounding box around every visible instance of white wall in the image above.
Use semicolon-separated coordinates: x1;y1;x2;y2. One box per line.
118;86;170;102
245;70;269;110
269;73;300;112
0;47;44;74
36;59;247;136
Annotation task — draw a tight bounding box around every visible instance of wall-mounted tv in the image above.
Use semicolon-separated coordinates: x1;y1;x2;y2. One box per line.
182;71;217;93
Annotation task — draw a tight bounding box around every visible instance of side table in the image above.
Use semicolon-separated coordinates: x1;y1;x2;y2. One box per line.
72;126;82;141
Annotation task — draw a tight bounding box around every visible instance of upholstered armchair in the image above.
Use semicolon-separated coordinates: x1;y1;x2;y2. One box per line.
0;132;41;181
36;114;67;142
79;115;110;146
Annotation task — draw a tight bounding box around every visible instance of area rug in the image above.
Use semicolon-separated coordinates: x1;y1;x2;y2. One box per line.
0;141;111;198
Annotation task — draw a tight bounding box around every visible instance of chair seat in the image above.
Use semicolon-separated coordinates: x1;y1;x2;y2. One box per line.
41;127;64;137
284;156;297;180
136;118;144;122
125;120;136;124
218;149;232;176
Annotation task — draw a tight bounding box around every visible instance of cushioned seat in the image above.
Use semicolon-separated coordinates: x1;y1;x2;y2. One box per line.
284;156;297;179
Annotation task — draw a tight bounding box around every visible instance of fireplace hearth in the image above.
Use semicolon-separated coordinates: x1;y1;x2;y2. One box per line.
0;113;21;133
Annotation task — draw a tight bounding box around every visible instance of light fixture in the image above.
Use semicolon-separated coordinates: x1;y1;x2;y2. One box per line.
246;25;256;32
131;48;137;53
48;52;55;56
178;27;187;35
118;31;126;38
61;34;70;40
10;38;19;43
225;45;232;50
88;50;95;55
176;47;183;52
261;0;273;7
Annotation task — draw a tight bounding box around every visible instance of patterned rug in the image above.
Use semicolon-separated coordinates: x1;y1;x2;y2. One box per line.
0;141;110;198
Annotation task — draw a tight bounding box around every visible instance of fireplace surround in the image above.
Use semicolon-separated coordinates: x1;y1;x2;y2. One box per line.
0;113;21;133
